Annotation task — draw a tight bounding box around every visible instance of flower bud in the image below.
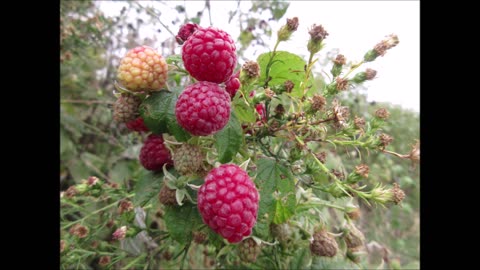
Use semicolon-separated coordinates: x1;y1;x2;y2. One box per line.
375;108;390;120
352;68;377;83
112;226;127;240
69;224;89;238
331;54;346;77
307;24;328;54
354;164;370;178
310;230;338;257
354;116;366;130
277;17;299;41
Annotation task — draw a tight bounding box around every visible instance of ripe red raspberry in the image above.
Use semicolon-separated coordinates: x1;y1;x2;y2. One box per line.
113;93;141;123
176;23;199;45
125;117;149;132
175;81;231;136
117;46;168;92
139;134;173;171
197;164;259;243
225;70;241;98
182;27;237;83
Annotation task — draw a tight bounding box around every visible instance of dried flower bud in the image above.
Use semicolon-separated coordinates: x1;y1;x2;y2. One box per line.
65;186;78;198
278;17;299;41
307;24;329;54
333;54;346;65
364;34;399;62
379;133;393;148
370;183;405;205
69;224;89;238
310;230;338;257
315;152;327;164
365;68;377;80
311;94;327;112
98;256;111;267
409;140;420;164
354;116;366;130
284;80;294;93
392;183;405;205
308;24;328;42
375;108;390;120
331;99;350;129
112;226;127;240
331;54;346;77
118;199;134;215
242;61;260;79
87;176;100;186
335;77;349;91
287;17;299;31
343;223;365;250
385;34;399;49
355;164;370;178
193;231;208;244
352;68;377;83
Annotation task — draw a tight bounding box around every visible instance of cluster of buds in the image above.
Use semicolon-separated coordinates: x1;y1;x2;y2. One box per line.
364;34;399;62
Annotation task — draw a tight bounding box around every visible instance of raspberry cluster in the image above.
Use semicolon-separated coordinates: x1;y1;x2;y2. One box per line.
176;23;238;136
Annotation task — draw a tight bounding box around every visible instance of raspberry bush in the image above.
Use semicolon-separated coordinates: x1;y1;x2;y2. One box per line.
61;1;419;269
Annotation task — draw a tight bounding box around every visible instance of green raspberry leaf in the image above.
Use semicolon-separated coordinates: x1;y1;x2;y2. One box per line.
255;158;296;229
139;90;190;142
233;96;256;123
257;51;315;97
134;170;163;207
164;202;203;245
214;112;243;163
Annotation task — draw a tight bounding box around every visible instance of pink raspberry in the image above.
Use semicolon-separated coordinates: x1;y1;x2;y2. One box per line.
197;164;259;243
117;46;168;92
176;23;199;45
175;81;231;136
225;70;241;98
126;117;149;133
139;134;173;171
182;27;237;83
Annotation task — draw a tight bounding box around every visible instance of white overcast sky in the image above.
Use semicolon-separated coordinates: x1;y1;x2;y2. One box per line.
98;1;419;112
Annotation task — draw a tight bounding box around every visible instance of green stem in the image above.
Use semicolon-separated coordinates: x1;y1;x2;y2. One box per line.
123;254;147;269
264;39;281;88
343;60;365;79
